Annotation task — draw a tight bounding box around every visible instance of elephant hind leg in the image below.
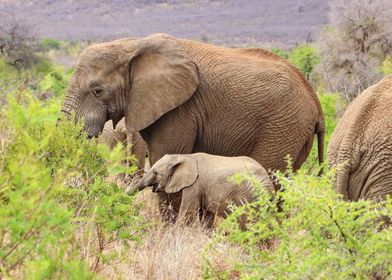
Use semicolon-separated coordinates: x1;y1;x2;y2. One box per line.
336;166;350;200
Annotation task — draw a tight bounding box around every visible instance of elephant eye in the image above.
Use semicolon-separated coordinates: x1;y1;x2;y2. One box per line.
92;86;104;97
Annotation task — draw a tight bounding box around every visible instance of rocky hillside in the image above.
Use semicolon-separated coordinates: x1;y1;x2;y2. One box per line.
0;0;329;46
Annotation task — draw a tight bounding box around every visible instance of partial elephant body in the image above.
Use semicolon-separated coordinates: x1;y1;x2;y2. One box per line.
130;153;275;227
62;33;324;220
328;75;392;201
140;36;325;171
100;118;147;170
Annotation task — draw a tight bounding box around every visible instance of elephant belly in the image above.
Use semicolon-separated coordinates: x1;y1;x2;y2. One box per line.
193;99;315;172
194;127;311;172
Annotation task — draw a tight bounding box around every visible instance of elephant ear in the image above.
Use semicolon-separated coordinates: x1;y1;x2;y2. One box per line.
125;34;199;132
165;156;198;193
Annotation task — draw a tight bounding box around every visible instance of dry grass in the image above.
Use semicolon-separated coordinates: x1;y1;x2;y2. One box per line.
97;190;211;280
68;171;252;280
90;189;250;280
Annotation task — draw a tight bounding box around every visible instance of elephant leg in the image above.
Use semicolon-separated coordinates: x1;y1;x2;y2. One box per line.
127;132;147;170
293;135;314;171
336;166;350;200
156;192;182;223
141;112;198;222
177;188;201;225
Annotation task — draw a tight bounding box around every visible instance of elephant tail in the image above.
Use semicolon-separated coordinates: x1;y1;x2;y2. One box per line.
316;120;325;175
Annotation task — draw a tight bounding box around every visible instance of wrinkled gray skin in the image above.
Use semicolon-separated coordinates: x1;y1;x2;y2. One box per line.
100;118;147;170
129;153;275;227
61;33;324;221
328;75;392;202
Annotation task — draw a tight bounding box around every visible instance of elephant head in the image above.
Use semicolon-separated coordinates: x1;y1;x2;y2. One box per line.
61;34;199;138
129;154;198;194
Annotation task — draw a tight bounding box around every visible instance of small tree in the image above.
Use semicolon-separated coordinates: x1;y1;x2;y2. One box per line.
289;44;320;80
317;0;392;101
0;19;38;70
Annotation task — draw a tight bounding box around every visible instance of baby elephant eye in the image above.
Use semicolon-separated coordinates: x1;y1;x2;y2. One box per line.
92;86;104;97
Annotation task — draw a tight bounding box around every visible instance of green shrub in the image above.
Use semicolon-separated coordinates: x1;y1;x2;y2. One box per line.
40;38;61;50
302;93;340;173
39;70;68;97
0;58;19;96
0;92;146;278
270;47;289;60
381;56;392;75
0;58;31;105
204;168;392;279
33;59;72;98
289;44;320;80
33;57;55;76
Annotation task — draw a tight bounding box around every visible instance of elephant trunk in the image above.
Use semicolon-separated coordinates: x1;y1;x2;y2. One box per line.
61;88;82;121
61;86;108;138
127;171;155;195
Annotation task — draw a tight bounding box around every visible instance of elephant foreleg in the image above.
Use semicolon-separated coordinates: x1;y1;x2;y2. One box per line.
126;132;147;170
157;192;182;223
177;188;201;225
140;111;198;222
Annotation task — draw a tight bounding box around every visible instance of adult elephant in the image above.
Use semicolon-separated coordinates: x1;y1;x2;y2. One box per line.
328;75;392;202
62;33;325;218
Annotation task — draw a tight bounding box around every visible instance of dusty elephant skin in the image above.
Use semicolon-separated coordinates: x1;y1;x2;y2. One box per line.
61;33;325;219
100;118;147;170
328;75;392;201
129;153;275;227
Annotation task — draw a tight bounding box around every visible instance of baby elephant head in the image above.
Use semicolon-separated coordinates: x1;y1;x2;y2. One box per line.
129;155;198;194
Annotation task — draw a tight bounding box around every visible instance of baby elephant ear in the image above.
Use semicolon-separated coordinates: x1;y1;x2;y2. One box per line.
165;156;198;193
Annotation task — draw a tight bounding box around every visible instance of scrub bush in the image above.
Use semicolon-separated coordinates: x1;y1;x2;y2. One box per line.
270;47;289;60
203;168;392;279
302;93;341;174
39;38;61;51
0;92;145;278
381;56;392;75
289;44;320;80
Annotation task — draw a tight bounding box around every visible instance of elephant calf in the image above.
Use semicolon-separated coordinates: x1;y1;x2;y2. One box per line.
100;118;147;180
328;75;392;201
129;153;275;227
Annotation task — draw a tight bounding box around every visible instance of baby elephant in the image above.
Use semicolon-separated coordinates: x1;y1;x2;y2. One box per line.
129;153;275;227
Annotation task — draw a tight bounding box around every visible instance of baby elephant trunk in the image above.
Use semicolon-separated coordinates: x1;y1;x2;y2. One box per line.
127;171;155;195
